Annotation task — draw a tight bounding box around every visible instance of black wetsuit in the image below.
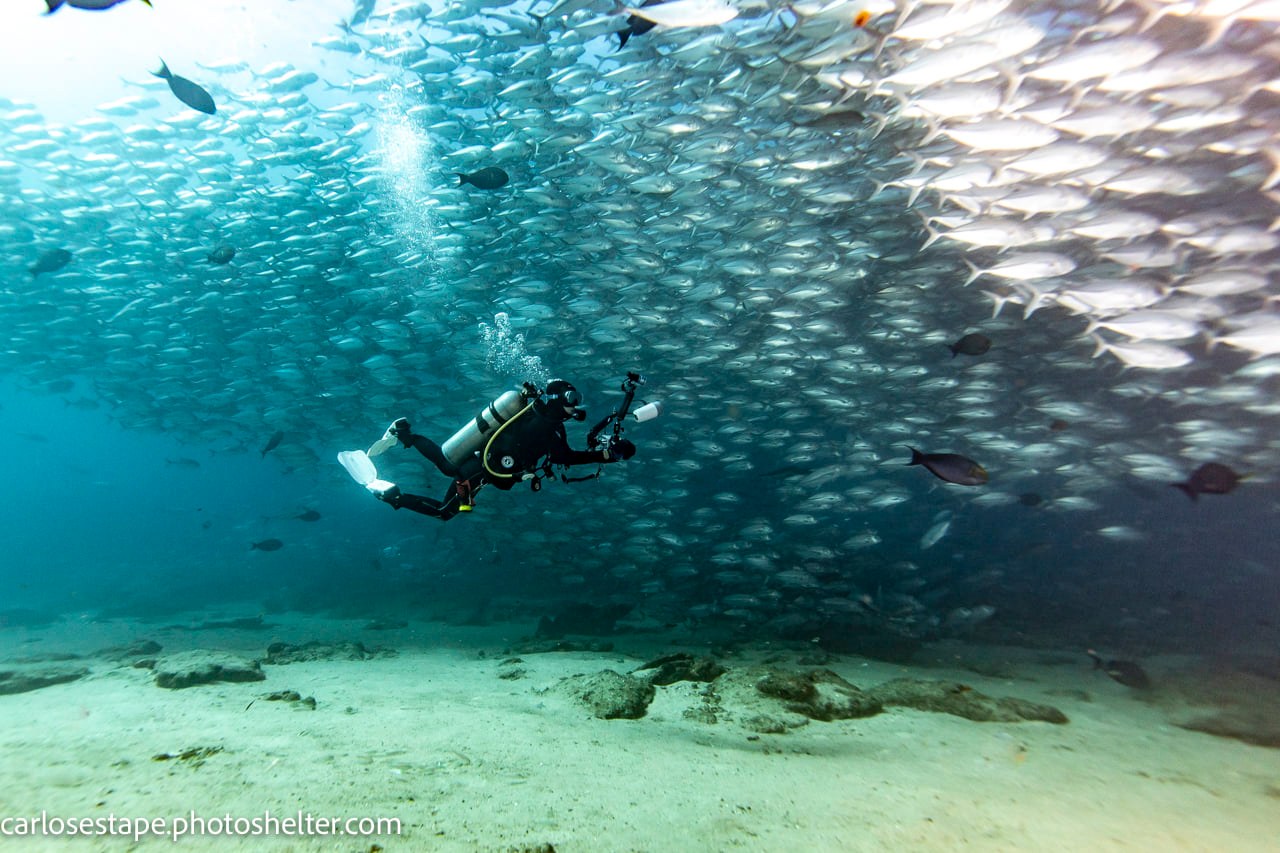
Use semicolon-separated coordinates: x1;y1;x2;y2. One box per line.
383;407;605;521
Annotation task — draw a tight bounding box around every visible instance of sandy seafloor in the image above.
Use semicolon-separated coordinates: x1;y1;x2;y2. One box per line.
1;610;1278;852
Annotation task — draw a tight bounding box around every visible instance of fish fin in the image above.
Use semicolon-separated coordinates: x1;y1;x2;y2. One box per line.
153;58;171;79
141;0;153;6
1196;12;1237;49
44;0;64;13
948;344;958;358
962;258;982;287
916;117;942;147
869;28;890;60
980;289;1011;319
1086;649;1103;668
616;28;631;48
866;110;891;140
921;212;942;249
994;66;1023;112
904;446;923;466
1018;283;1050;319
1259;149;1280;193
920;223;942;250
945;192;983;215
1170;482;1198;501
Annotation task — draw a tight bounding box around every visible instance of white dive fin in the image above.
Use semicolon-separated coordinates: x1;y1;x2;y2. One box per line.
366;478;397;495
367;434;397;457
366;420;399;455
338;450;398;495
337;450;377;486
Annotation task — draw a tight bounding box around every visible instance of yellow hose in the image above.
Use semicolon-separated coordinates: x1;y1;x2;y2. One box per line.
481;401;534;479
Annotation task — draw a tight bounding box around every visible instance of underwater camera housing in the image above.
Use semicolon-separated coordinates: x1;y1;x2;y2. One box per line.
587;370;662;450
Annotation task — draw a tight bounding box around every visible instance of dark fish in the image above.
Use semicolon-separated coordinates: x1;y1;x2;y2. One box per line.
1087;649;1150;689
457;167;509;189
260;430;284;458
45;0;150;12
44;378;75;393
165;457;201;469
1049;419;1070;432
906;446;988;486
1018;492;1043;507
206;246;235;264
152;59;216;115
30;249;72;277
250;539;284;552
948;332;991;358
617;0;662;47
294;509;322;522
1171;462;1244;501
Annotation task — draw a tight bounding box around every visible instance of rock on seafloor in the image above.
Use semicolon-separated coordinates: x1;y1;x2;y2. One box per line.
0;664;89;695
560;669;655;719
152;650;265;689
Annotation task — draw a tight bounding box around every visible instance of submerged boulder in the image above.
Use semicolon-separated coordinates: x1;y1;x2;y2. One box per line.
755;668;883;721
561;669;655;719
0;664;88;695
1176;710;1280;748
153;650;265;689
96;639;163;664
868;678;1068;724
702;666;882;732
633;653;726;686
263;640;395;664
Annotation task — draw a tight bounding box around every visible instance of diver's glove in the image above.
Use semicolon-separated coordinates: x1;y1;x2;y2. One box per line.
604;438;635;462
391;418;412;447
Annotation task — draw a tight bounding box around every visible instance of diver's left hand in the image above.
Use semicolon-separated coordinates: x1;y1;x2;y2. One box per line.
605;438;635;462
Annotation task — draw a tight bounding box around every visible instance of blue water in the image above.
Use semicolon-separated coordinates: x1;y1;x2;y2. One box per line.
2;369;1275;656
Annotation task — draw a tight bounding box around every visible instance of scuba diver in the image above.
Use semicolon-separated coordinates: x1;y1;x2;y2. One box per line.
338;375;660;521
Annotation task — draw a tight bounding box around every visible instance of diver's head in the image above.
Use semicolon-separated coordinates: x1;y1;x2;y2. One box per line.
535;379;585;421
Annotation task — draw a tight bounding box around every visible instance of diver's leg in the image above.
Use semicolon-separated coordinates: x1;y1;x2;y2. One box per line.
404;434;461;478
376;488;453;520
432;481;463;520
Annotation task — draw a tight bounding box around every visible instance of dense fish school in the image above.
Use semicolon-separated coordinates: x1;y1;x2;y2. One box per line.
2;0;1278;649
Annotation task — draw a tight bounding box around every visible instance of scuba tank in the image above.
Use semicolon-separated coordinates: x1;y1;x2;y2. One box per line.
441;388;531;469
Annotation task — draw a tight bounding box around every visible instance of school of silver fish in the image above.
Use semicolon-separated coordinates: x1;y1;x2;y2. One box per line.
2;0;1277;643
